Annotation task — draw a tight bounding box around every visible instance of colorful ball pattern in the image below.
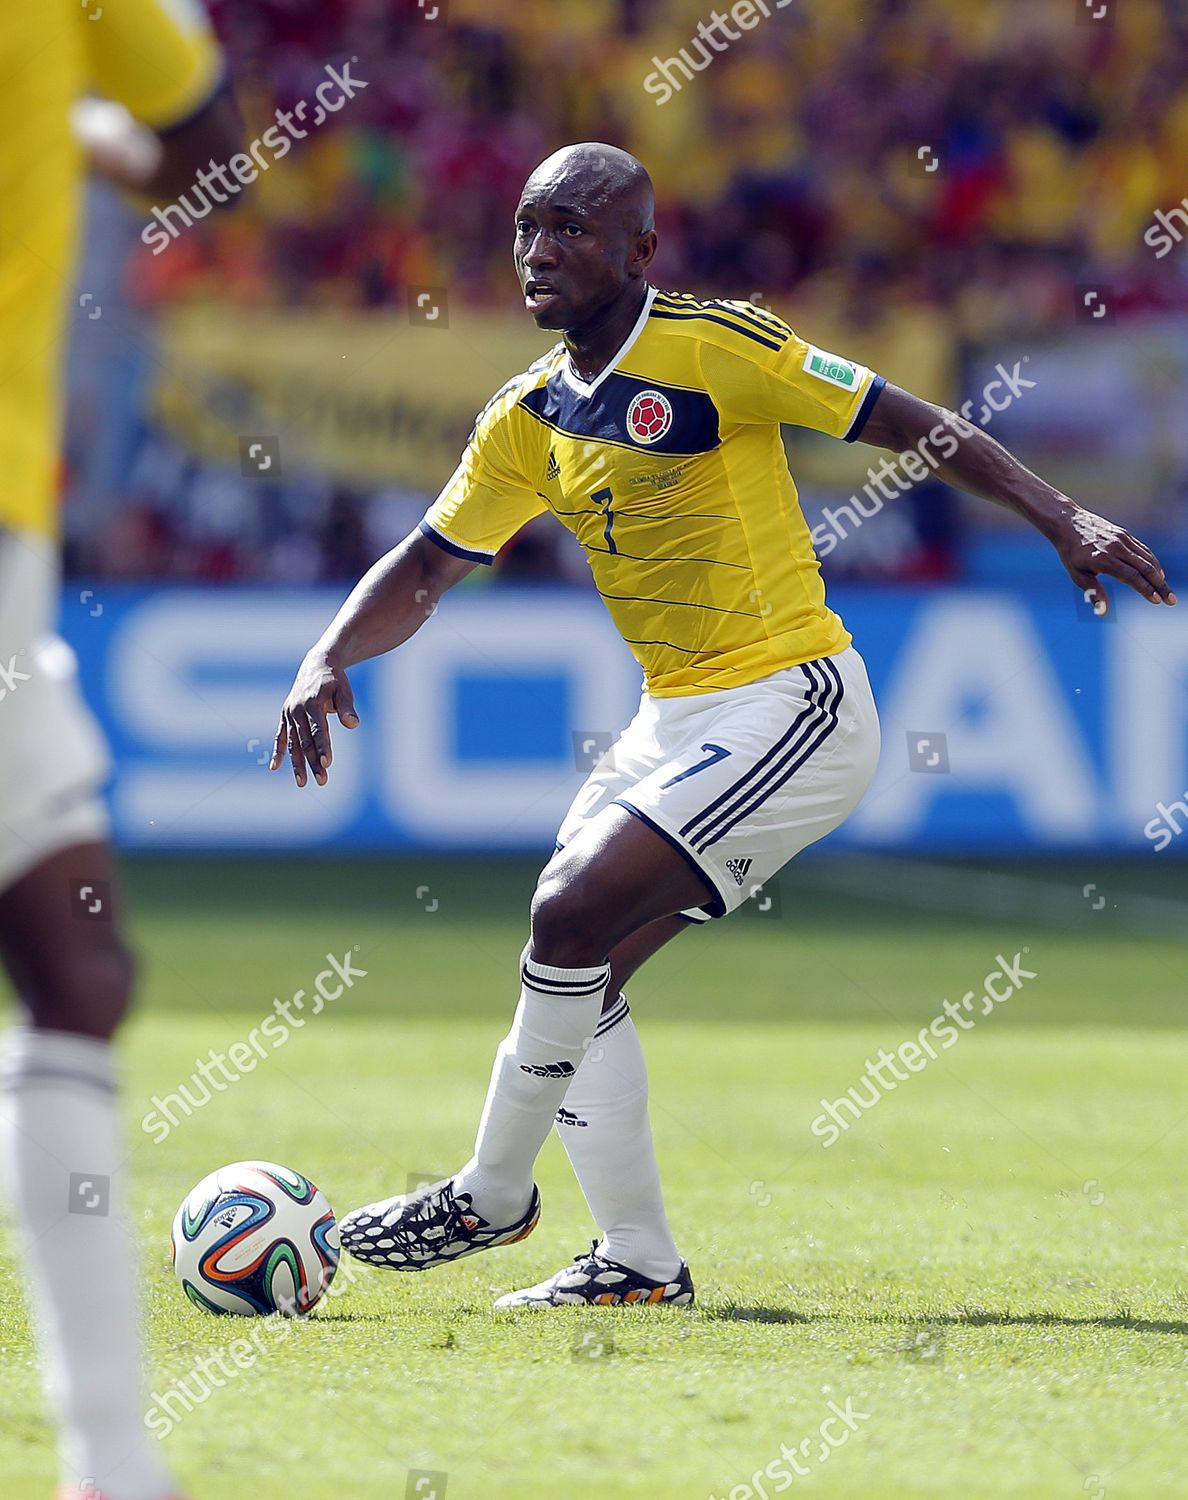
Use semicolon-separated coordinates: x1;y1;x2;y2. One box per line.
170;1160;340;1316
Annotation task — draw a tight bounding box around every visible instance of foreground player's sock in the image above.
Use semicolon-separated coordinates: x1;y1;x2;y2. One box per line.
554;997;682;1281
453;957;611;1224
0;1028;177;1500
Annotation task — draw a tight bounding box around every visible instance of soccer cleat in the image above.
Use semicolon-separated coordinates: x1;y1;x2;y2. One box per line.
339;1177;540;1271
494;1243;695;1308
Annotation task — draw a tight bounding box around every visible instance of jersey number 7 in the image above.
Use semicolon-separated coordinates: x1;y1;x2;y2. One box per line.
591;487;617;554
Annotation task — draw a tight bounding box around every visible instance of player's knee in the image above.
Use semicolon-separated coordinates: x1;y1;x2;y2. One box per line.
27;934;136;1039
528;875;606;968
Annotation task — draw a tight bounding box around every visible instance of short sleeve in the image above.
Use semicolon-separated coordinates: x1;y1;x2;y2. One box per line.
420;399;547;565
699;325;885;442
80;0;223;130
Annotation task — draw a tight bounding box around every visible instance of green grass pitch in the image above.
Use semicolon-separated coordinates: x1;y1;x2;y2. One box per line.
1;854;1186;1499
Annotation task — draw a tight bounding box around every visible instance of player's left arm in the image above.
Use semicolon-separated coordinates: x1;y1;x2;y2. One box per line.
857;383;1175;615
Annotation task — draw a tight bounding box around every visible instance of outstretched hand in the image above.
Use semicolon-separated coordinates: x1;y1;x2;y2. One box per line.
270;654;359;787
1048;504;1175;616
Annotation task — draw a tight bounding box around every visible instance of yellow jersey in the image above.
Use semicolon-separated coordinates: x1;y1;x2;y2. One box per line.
0;0;221;538
423;286;885;696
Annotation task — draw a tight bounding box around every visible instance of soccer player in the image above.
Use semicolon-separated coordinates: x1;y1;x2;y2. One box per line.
0;4;239;1497
272;143;1174;1309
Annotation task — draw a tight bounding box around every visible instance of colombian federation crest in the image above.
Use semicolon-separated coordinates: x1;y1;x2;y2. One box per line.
626;389;673;444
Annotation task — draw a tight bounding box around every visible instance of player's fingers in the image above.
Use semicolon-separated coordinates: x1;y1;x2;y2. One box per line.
1104;547;1171;605
285;712;307;787
1117;542;1175;604
1067;565;1109;617
308;700;333;771
269;716;288;772
292;709;326;785
334;674;360;729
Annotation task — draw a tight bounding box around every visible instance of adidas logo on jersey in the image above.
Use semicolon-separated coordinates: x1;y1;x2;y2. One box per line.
519;1060;577;1079
545;450;561;480
725;857;753;886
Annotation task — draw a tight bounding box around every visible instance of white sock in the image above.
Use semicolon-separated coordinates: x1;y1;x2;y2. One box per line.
0;1028;176;1500
555;997;682;1281
454;956;610;1225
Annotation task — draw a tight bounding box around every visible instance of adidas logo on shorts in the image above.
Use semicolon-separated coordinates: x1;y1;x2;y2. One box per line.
725;857;753;886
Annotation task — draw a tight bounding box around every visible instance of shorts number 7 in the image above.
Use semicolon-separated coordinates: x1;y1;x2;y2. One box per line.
660;742;731;789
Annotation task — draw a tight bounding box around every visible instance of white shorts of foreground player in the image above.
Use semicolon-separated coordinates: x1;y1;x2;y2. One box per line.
0;529;110;893
811;950;1039;1146
557;645;880;921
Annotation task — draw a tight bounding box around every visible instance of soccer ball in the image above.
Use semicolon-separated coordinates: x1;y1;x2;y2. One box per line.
170;1160;340;1316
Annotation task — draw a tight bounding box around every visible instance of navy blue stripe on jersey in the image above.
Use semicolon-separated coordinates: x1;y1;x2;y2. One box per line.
844;374;887;443
519;370;720;456
584;544;750;570
648;308;784;352
679;661;836;850
691;659;845;854
596;589;762;620
419;519;495;564
611;799;726;917
652;294;791;344
620;635;705;656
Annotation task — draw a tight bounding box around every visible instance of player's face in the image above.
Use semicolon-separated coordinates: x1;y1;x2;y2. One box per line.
514;185;639;332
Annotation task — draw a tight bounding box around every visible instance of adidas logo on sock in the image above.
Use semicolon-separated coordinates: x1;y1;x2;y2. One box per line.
519;1060;577;1079
725;857;753;886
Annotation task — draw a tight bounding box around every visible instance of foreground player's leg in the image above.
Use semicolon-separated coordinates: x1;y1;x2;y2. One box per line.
0;844;180;1500
499;917;695;1307
339;811;712;1271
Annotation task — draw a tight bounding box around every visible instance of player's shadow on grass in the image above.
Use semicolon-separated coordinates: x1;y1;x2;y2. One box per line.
705;1307;1188;1335
705;1305;807;1324
933;1310;1188;1337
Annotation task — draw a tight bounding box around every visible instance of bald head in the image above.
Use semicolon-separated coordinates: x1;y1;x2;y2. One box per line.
522;143;655;234
513;143;659;334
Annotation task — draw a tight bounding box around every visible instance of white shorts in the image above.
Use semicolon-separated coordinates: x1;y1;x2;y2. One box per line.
0;530;111;894
555;646;880;920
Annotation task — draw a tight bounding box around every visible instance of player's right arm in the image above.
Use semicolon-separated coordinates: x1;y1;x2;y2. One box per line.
272;383;547;788
270;531;475;788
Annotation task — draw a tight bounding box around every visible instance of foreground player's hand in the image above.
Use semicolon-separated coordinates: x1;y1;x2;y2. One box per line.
71;99;164;194
270;655;359;787
1048;503;1175;616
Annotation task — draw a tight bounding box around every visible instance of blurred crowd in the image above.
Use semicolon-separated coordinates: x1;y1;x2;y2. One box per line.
66;0;1188;582
151;0;1188;322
